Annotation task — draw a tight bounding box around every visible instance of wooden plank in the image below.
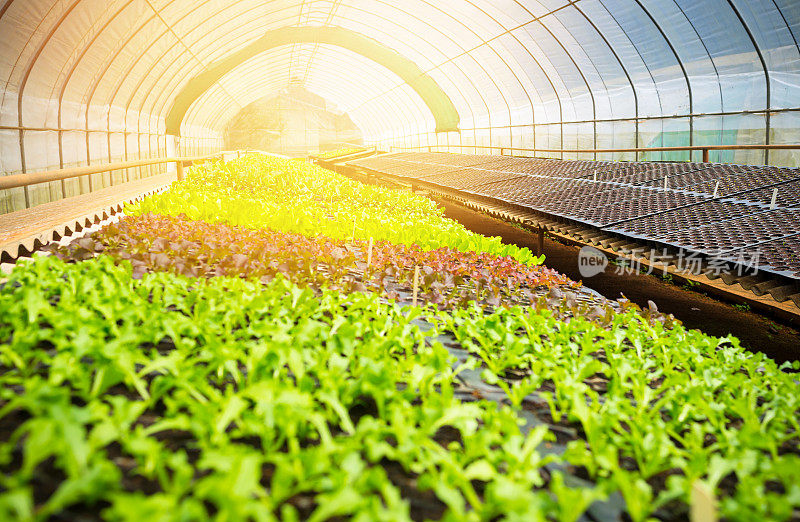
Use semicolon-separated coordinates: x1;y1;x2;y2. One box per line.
1;173;176;260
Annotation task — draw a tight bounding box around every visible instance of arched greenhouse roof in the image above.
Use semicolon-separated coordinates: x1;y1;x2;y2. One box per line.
1;0;799;189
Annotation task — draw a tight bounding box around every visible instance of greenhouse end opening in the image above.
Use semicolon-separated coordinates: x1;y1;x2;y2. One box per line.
1;2;800;521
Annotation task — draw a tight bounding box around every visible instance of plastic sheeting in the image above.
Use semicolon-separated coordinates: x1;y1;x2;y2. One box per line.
1;0;800;213
223;84;364;156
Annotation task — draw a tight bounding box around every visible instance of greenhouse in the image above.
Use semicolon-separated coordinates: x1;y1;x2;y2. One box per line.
1;1;799;521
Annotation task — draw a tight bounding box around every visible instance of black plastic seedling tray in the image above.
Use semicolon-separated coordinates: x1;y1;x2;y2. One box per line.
350;152;800;280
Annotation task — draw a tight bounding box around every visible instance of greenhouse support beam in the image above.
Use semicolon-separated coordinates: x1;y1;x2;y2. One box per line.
165;26;460;135
391;143;800;164
0;153;238;192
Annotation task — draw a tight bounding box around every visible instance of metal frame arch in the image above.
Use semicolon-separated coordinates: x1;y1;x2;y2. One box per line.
449;23;566;156
530;17;599;159
93;13;168;171
2;0;796;202
143;3;478;142
132;7;409;131
482;0;544;119
85;10;165;180
296;1;342;86
666;0;749;160
630;1;693;117
348;3;584;156
6;0;182;198
142;0;242;107
502;25;571;157
88;0;188;147
153;1;484;146
510;23;587;155
623;0;691;157
175;53;406;143
767;0;800;164
0;1;74;203
535;10;617;124
672;0;725;119
91;12;160;163
133;1;248;141
772;0;800;45
13;0;83;206
164;26;460;135
145;12;310;141
347;1;568;111
595;0;670;121
186;57;417;139
120;3;283;139
593;0;670;151
513;1;598;157
369;0;505;138
496;24;567;158
725;0;772;163
433;0;533;153
668;0;724;134
300;0;500;145
103;10;179;169
0;0;64;122
52;0;138;190
126;4;282;160
180;49;411;136
143;1;445;122
0;0;14;20
482;35;539;149
0;0;615;169
172;0;479;128
51;0;137;123
108;1;265;155
569;2;639;158
455;0;551;155
771;0;800;52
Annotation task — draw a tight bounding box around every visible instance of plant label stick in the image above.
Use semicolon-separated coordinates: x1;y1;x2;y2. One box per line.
770;188;778;210
593;170;597;182
412;265;420;306
690;481;717;522
367;237;374;267
664;176;668;190
713;180;720;198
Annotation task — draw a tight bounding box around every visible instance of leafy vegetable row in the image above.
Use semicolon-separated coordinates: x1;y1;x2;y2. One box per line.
2;256;797;521
126;156;541;265
0;256;581;521
48;213;574;309
436;305;800;521
314;147;366;160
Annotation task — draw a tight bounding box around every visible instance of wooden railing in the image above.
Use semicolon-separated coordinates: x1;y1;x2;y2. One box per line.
0;150;250;192
392;144;800;164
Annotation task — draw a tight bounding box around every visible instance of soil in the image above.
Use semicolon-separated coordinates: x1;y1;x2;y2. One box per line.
431;196;800;364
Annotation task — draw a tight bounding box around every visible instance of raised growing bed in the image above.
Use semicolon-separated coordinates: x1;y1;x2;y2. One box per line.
351;152;800;286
